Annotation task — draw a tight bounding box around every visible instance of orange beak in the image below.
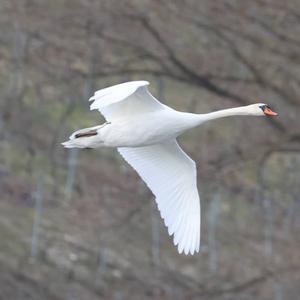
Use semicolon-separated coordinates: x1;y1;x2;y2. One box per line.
263;106;278;116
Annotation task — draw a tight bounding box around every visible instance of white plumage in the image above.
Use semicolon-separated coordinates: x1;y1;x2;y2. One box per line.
62;81;277;255
89;81;169;122
118;140;200;255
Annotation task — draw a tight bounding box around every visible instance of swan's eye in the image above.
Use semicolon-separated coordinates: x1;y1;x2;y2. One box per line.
259;104;266;111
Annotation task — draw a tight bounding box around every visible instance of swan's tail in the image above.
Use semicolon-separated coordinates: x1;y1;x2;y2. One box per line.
61;139;87;148
62;124;107;149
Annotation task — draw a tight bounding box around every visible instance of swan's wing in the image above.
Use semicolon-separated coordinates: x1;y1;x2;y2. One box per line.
118;139;200;255
89;81;169;122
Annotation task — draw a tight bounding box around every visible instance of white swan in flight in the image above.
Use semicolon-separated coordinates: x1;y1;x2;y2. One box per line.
62;81;278;255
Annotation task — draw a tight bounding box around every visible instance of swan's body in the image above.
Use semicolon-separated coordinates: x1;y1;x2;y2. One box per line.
62;81;277;255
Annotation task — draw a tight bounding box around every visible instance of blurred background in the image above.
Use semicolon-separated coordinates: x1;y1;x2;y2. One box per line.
0;1;300;299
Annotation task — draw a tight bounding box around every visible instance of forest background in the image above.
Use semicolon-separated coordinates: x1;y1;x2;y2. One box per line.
0;1;300;299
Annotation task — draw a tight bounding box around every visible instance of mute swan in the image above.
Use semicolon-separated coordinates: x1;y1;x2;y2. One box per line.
62;81;278;255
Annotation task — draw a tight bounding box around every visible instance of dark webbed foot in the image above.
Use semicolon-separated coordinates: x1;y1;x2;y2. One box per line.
75;130;98;138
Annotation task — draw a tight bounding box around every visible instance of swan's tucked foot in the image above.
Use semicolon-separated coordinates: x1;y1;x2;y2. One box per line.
74;129;97;138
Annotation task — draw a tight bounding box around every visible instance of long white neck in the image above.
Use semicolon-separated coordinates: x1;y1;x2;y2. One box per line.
200;106;254;122
181;105;259;128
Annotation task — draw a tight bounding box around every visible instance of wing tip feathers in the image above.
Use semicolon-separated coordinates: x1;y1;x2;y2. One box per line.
173;226;200;255
177;245;200;256
88;80;150;111
88;80;149;101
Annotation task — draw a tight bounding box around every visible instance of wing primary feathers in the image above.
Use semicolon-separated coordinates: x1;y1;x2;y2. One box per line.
118;139;201;255
87;81;168;122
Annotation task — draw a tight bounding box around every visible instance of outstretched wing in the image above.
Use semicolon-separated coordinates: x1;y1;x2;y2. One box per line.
118;139;201;255
89;81;169;122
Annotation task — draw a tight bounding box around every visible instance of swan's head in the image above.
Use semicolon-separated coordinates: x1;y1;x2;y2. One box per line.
247;103;278;116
